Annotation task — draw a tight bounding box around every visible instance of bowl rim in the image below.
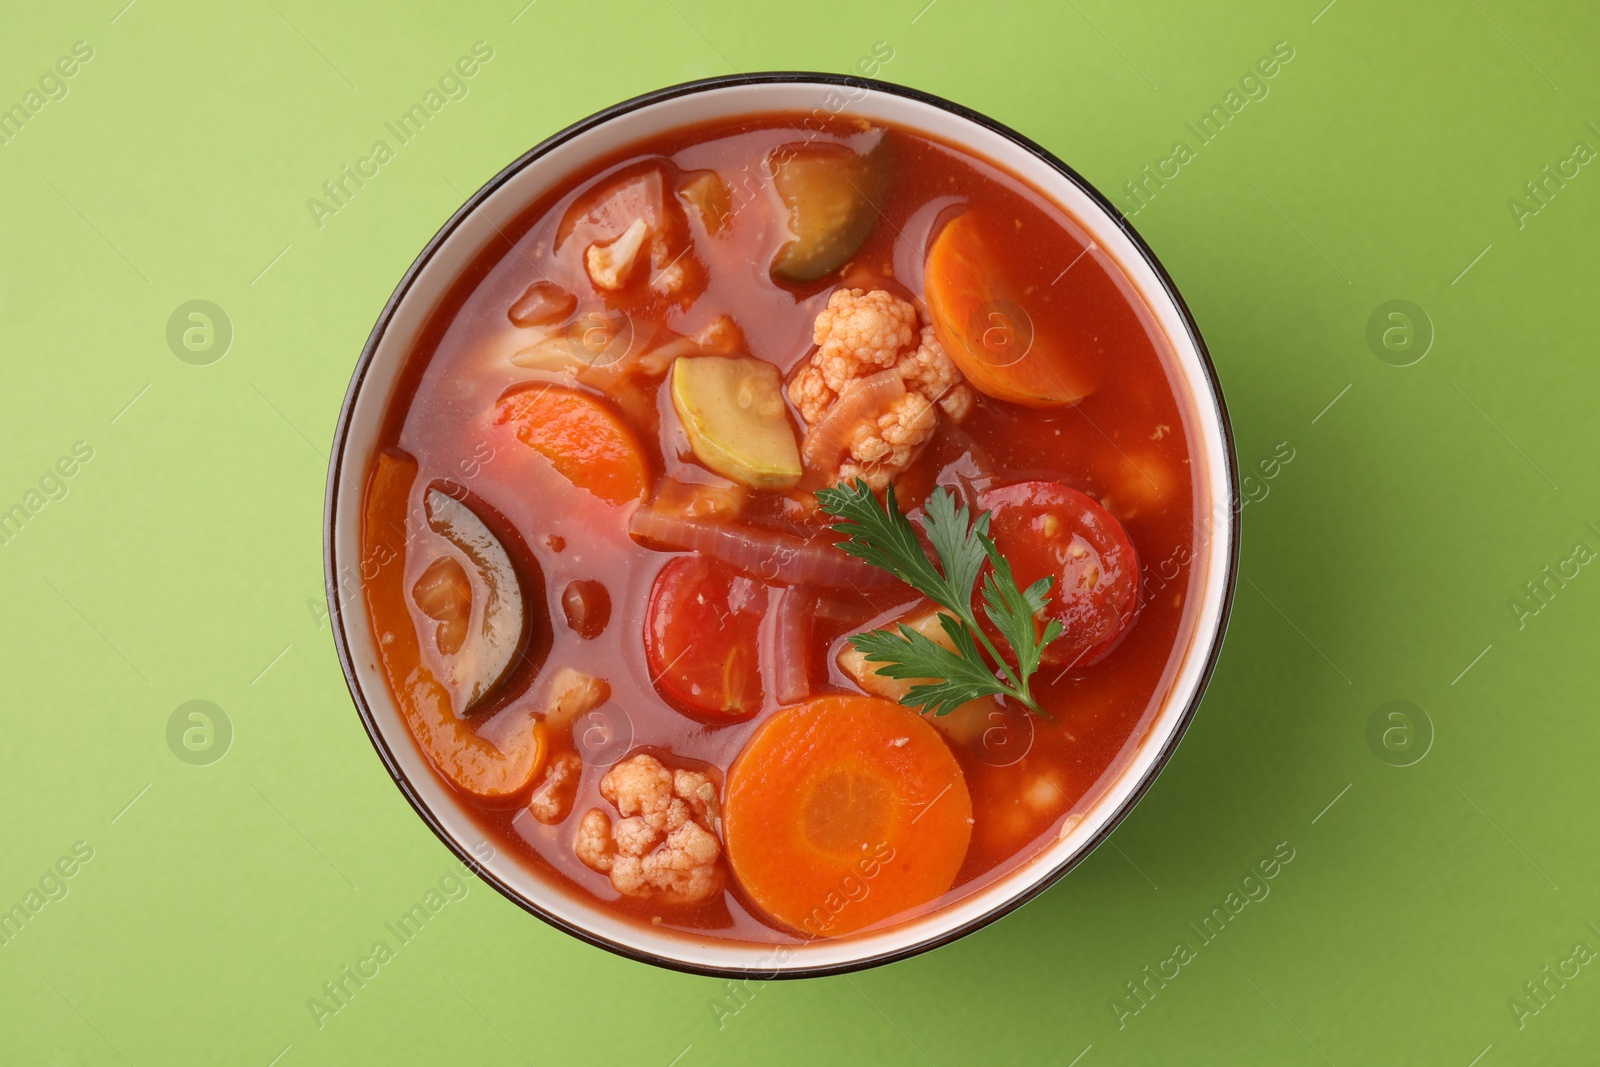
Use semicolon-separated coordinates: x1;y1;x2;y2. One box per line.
323;70;1239;980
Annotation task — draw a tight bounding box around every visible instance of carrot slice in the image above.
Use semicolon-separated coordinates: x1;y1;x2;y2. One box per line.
495;383;649;506
924;210;1094;408
362;449;545;799
724;695;972;938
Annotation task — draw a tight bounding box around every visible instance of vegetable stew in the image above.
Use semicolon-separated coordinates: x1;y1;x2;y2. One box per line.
361;112;1202;945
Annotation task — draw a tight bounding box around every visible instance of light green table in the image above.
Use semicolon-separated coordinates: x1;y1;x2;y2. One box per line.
3;1;1595;1062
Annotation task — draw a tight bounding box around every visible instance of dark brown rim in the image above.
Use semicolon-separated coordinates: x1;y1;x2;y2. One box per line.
323;71;1240;980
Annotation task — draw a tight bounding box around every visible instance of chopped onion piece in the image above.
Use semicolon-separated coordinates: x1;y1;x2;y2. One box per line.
767;587;815;706
800;369;906;473
629;507;898;590
509;336;584;373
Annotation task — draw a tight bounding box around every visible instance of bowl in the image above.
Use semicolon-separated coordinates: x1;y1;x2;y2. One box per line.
324;72;1238;977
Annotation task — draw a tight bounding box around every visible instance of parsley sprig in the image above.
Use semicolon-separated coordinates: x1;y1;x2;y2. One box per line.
816;479;1063;717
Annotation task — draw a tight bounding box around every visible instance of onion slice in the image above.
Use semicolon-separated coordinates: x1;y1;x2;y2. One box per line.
800;369;906;473
629;507;898;590
766;586;816;706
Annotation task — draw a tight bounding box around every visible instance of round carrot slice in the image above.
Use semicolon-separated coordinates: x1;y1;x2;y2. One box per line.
496;383;648;506
924;210;1094;408
724;695;972;938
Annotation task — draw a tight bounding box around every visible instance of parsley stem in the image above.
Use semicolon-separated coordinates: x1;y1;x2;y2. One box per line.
953;607;1028;701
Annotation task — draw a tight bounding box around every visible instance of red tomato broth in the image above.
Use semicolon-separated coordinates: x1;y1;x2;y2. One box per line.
365;112;1203;945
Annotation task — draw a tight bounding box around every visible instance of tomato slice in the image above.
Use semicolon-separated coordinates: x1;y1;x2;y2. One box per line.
978;481;1140;668
645;555;767;720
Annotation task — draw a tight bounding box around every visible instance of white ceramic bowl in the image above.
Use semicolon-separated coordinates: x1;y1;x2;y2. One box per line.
324;73;1239;978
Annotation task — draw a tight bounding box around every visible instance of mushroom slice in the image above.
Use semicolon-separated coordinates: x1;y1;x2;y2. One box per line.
424;483;550;715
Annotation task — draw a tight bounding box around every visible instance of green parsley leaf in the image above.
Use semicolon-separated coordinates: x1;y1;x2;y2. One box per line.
848;620;997;718
977;531;1064;685
920;487;991;615
816;479;1064;716
816;480;950;603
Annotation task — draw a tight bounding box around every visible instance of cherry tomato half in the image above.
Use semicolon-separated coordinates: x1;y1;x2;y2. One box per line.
645;555;767;720
978;480;1140;669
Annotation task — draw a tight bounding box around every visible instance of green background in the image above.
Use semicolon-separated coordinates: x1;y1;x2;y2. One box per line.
1;0;1594;1062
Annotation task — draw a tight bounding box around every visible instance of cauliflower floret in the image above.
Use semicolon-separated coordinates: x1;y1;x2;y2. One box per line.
573;753;724;904
1023;770;1067;813
585;218;651;290
903;324;972;422
541;668;611;731
575;809;612;865
569;167;697;299
789;288;974;488
806;289;919;406
648;240;689;296
788;364;835;429
585;224;691;297
837;392;938;492
528;751;582;825
693;314;746;353
603;754;674;822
